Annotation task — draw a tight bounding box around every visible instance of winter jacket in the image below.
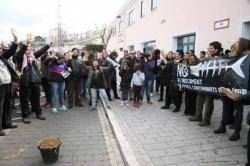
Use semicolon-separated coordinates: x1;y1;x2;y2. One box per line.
119;68;133;89
0;42;18;85
67;58;84;80
158;59;174;85
86;65;112;89
47;59;67;82
16;44;50;86
143;59;156;79
130;72;145;87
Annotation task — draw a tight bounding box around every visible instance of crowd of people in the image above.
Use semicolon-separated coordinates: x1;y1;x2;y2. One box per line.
0;29;250;165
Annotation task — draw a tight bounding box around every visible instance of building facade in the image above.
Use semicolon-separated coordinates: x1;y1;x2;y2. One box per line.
107;0;250;54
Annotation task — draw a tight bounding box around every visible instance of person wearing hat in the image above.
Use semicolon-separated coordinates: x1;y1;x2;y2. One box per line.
46;52;68;114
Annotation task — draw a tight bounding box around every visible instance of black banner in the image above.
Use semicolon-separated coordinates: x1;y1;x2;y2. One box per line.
176;55;250;95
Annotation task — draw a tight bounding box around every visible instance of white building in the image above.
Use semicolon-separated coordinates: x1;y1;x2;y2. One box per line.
107;0;250;54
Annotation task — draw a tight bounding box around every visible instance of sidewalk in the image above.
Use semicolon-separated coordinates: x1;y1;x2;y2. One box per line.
0;102;123;166
108;95;248;166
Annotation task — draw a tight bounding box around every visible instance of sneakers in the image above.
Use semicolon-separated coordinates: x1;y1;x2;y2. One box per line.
125;100;129;106
52;108;58;114
60;105;68;112
120;101;124;107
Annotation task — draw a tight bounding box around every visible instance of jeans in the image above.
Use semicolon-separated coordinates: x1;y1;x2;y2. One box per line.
50;82;65;108
142;78;154;101
121;89;129;101
91;88;110;109
80;79;87;94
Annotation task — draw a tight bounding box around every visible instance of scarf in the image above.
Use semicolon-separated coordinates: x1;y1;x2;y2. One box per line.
22;51;37;73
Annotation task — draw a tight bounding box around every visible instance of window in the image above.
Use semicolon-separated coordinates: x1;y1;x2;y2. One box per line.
140;1;145;18
118;21;123;33
128;10;135;26
119;47;123;52
177;34;196;53
143;40;156;53
128;45;134;51
151;0;157;10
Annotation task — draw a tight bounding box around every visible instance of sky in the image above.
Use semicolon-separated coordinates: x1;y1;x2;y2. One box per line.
0;0;126;42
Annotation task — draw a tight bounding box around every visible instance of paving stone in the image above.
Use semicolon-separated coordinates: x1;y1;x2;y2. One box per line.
109;95;249;165
0;103;114;165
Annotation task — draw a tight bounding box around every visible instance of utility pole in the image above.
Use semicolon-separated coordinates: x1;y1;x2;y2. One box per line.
57;0;62;52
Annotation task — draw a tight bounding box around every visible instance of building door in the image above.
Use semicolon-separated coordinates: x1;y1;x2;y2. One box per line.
177;34;196;53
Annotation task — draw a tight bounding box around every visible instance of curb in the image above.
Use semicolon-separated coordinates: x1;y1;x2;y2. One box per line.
100;96;139;166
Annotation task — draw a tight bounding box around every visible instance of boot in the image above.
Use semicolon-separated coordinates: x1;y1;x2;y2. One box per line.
133;101;136;107
4;124;18;129
189;116;202;122
161;105;170;109
136;102;140;108
36;114;46;120
199;120;210;126
158;98;163;102
22;118;31;124
229;128;241;141
173;108;180;112
0;130;6;136
214;125;226;134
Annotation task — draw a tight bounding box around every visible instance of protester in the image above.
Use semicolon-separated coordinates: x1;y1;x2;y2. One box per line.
119;60;133;106
86;58;112;111
0;29;18;136
109;51;120;99
163;50;183;112
142;53;156;104
40;51;51;108
183;53;198;116
67;48;84;109
189;41;223;126
214;38;250;141
46;52;68;114
16;34;51;124
100;51;113;101
131;63;145;108
158;51;174;102
80;51;88;100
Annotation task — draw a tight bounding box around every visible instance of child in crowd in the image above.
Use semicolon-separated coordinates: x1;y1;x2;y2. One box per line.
130;64;145;108
119;61;133;107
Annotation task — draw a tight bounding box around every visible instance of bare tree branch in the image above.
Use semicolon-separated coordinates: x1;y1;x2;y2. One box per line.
95;23;113;50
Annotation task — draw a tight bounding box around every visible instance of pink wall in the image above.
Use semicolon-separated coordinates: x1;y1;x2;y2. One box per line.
108;0;250;55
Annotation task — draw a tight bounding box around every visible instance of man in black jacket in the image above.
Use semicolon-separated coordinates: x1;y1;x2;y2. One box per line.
67;48;84;108
0;29;19;136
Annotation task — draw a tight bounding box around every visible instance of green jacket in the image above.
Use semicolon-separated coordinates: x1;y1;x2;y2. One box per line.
86;65;112;89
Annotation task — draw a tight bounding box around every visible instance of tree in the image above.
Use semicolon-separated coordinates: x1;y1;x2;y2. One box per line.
95;24;113;50
85;44;104;53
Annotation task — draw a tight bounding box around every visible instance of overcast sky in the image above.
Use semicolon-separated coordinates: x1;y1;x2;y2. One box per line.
0;0;126;42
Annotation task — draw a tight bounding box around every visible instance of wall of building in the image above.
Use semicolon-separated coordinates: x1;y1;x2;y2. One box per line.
108;0;250;54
